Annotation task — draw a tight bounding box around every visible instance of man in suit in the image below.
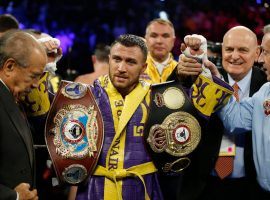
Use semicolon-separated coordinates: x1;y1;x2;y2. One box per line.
177;26;267;200
0;30;47;200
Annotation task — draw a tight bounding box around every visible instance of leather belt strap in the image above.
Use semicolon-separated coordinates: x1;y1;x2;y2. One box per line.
45;80;104;185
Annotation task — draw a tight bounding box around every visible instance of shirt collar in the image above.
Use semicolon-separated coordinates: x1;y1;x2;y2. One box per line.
0;78;10;91
228;68;252;93
152;54;171;66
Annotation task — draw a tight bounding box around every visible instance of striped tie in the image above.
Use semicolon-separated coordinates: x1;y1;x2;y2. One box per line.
215;82;239;179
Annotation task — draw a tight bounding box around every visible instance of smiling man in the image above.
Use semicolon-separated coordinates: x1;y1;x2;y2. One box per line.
200;25;267;200
175;26;267;200
222;26;260;81
217;27;270;200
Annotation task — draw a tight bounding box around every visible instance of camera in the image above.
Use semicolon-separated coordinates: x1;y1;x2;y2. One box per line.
207;41;222;68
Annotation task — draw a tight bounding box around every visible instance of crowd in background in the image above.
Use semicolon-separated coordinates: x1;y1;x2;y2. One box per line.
1;1;270;200
0;0;269;77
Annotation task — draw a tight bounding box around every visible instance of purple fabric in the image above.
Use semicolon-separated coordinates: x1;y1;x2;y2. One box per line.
212;75;233;91
76;80;163;200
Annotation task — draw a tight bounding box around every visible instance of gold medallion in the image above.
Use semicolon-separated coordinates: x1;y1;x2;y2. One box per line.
148;111;201;157
163;87;185;109
153;87;185;109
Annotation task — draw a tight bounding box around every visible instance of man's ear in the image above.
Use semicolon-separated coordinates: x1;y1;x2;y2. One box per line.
254;45;261;62
2;58;15;75
91;55;97;64
141;63;147;73
173;36;176;44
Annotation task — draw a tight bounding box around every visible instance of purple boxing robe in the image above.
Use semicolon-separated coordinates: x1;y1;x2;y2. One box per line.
76;78;163;200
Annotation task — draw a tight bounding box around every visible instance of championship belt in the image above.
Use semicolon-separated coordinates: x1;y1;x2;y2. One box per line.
144;80;201;174
45;80;104;185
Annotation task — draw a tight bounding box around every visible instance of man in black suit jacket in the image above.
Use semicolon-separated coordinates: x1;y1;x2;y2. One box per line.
176;26;267;200
0;30;47;200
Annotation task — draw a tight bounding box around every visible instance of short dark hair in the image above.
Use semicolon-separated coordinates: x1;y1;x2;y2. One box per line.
0;14;19;32
94;43;110;63
111;34;148;62
0;30;46;69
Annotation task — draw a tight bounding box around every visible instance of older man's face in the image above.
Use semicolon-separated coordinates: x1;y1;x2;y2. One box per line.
258;33;270;81
222;29;259;82
10;49;46;100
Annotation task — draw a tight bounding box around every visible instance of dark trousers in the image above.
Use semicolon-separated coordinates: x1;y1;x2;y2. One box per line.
159;173;183;200
254;182;270;200
199;176;256;200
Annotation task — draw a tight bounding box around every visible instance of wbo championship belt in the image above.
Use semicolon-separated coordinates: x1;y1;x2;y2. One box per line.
144;80;201;174
45;80;104;185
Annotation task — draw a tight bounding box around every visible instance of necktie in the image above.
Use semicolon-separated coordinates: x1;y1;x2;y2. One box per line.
215;82;239;179
232;83;240;102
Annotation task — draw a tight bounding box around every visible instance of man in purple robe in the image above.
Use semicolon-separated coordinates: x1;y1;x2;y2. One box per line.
73;34;163;200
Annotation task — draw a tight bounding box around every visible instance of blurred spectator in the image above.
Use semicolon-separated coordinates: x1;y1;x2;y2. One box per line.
263;24;270;34
0;13;19;36
144;18;178;83
1;0;269;80
75;43;110;84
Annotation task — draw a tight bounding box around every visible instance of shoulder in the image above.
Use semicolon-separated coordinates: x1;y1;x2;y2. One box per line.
75;73;98;85
251;66;267;88
74;74;91;83
260;82;270;90
252;66;267;78
253;82;270;99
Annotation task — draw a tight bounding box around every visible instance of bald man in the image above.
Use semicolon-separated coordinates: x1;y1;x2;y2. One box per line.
176;26;267;200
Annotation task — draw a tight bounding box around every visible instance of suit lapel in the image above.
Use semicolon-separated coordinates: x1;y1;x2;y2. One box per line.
221;67;265;97
220;68;229;83
0;82;34;167
249;67;266;96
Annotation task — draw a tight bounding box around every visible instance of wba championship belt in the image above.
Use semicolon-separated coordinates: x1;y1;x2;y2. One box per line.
45;80;104;185
144;80;201;174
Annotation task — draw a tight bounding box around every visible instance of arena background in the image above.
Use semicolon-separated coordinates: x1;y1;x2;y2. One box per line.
0;0;269;80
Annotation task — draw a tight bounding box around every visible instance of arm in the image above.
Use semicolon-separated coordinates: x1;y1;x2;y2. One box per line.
218;94;254;134
176;35;222;82
220;82;270;134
